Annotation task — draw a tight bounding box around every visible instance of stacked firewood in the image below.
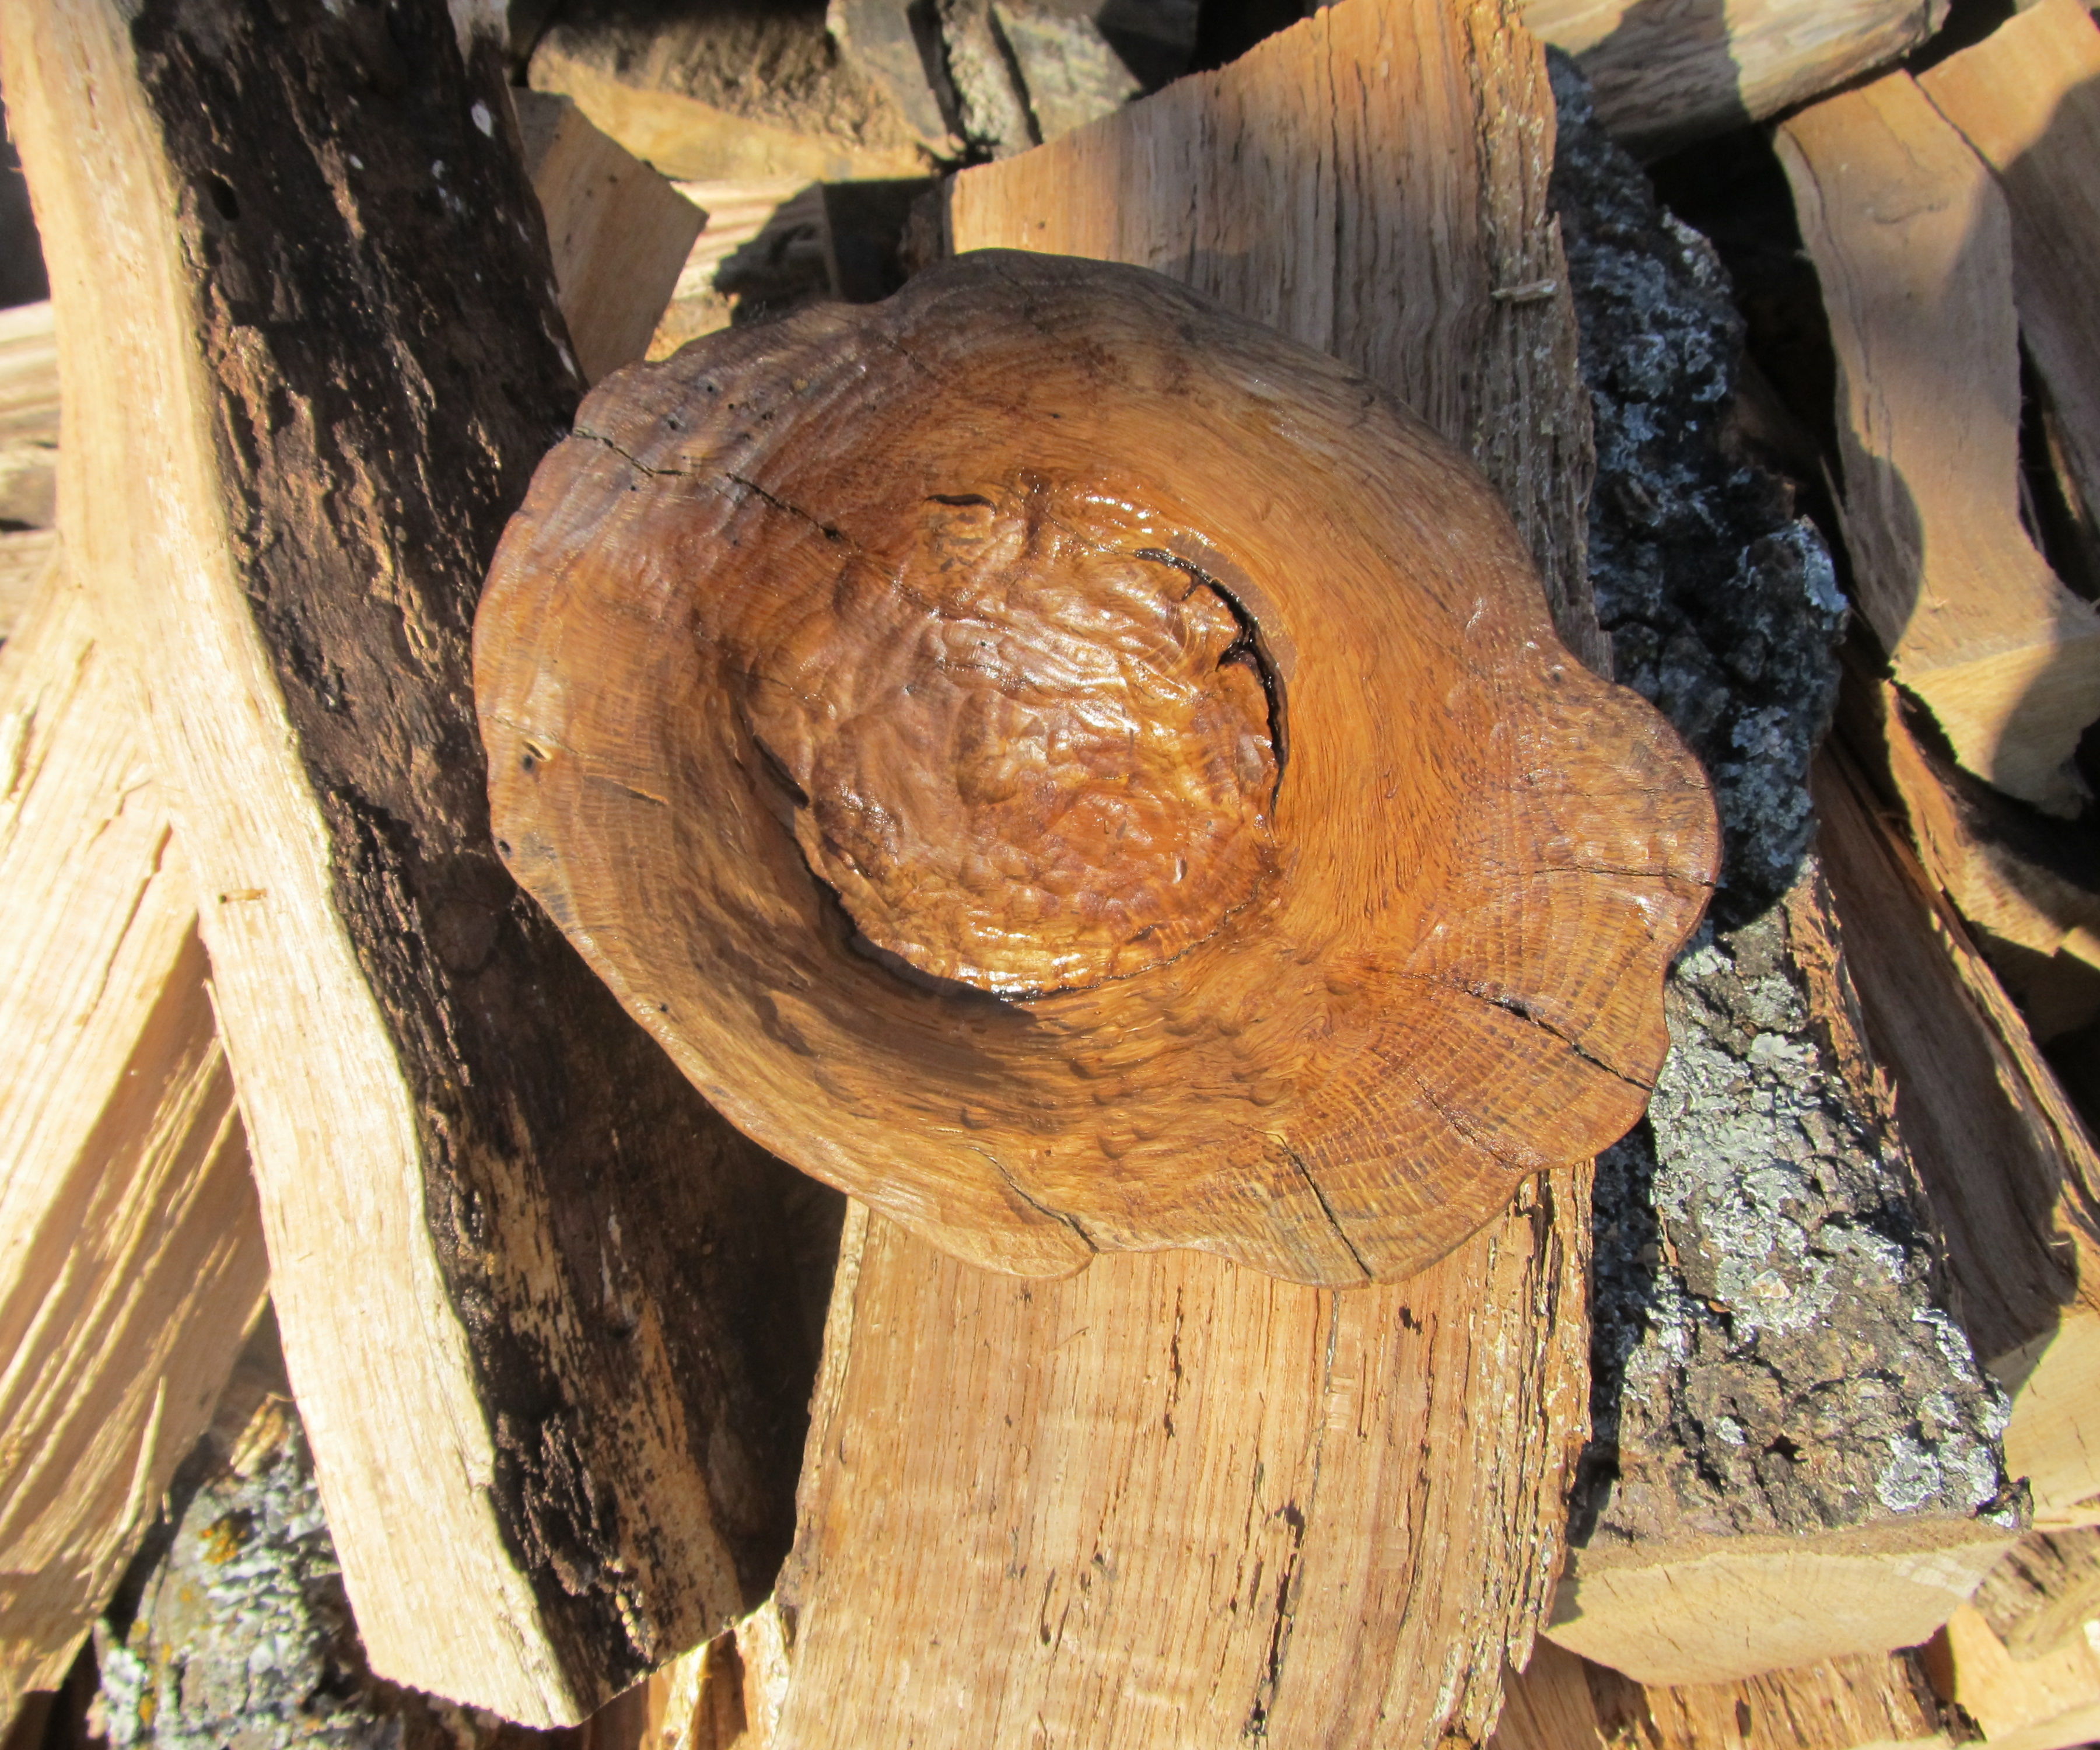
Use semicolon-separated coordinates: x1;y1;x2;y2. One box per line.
1;2;2098;1749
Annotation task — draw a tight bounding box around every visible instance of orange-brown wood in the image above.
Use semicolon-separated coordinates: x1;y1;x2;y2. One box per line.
477;250;1716;1285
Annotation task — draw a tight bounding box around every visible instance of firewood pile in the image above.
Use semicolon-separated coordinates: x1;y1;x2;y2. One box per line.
1;1;2098;1748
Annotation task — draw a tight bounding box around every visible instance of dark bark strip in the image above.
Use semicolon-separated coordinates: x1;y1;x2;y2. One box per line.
129;0;831;1693
1550;55;2015;1558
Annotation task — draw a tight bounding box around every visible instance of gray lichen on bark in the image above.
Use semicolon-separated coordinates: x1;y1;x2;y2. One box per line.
88;1322;561;1750
1549;54;2016;1550
1586;901;2014;1546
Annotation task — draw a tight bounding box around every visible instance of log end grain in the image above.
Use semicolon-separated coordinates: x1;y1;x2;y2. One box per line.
476;250;1719;1286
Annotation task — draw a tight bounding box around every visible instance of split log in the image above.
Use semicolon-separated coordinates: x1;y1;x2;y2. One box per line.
1524;0;1945;161
775;1191;1590;1747
1811;748;2100;1531
1839;671;2100;1044
527;2;934;183
1;0;828;1721
1974;1528;2100;1662
512;91;706;386
1919;0;2100;575
712;2;1601;1743
1542;887;2019;1685
1;64;735;1724
1492;1639;1957;1750
1776;74;2100;818
646;180;832;355
0;558;269;1719
0;300;57;640
1544;58;2015;1689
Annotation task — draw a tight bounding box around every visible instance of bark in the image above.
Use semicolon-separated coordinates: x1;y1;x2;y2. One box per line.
1546;55;2015;1686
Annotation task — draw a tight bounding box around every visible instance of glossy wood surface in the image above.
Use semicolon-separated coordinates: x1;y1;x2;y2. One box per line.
481;251;1714;1284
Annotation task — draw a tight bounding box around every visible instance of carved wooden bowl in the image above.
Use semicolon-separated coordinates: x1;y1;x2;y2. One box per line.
474;251;1717;1285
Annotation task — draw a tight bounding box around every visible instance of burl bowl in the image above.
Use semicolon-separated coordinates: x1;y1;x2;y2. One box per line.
474;250;1717;1286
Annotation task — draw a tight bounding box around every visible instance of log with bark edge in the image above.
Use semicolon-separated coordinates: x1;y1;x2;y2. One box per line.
1812;746;2100;1533
660;3;1607;1743
1541;55;2015;1690
475;248;1716;1286
1775;73;2100;819
0;557;270;1721
0;0;828;1721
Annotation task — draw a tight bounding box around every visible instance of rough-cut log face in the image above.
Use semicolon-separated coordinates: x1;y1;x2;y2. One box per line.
476;250;1718;1286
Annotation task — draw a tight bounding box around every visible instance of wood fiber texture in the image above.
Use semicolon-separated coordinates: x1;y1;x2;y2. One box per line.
2;0;826;1719
1542;55;2014;1687
0;567;269;1713
773;1191;1590;1747
1920;0;2100;576
1490;1637;1955;1750
478;251;1716;1286
1522;0;1945;159
744;3;1615;1746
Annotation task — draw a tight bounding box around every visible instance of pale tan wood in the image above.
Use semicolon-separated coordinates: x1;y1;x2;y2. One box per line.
646;180;825;358
1492;1639;1953;1750
1777;75;2100;817
1934;1602;2100;1750
0;533;55;645
1812;750;2100;1530
512;90;705;386
0;302;57;452
733;4;1599;1741
1545;1527;2015;1688
527;35;928;184
0;302;57;645
1842;674;2100;1042
1524;0;1945;159
0;560;270;1716
1;0;820;1722
774;1186;1590;1748
1920;0;2100;571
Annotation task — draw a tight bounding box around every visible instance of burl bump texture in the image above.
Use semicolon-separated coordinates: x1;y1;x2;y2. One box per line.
475;251;1718;1286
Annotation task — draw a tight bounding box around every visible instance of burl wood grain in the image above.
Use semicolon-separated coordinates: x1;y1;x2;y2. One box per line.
477;250;1717;1286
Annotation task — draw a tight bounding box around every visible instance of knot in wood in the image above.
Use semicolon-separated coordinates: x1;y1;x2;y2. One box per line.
740;478;1279;995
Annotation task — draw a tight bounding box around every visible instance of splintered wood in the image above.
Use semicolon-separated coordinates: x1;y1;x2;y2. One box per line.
0;564;268;1713
750;1;1606;1744
1;0;822;1722
512;90;706;386
1777;75;2100;818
